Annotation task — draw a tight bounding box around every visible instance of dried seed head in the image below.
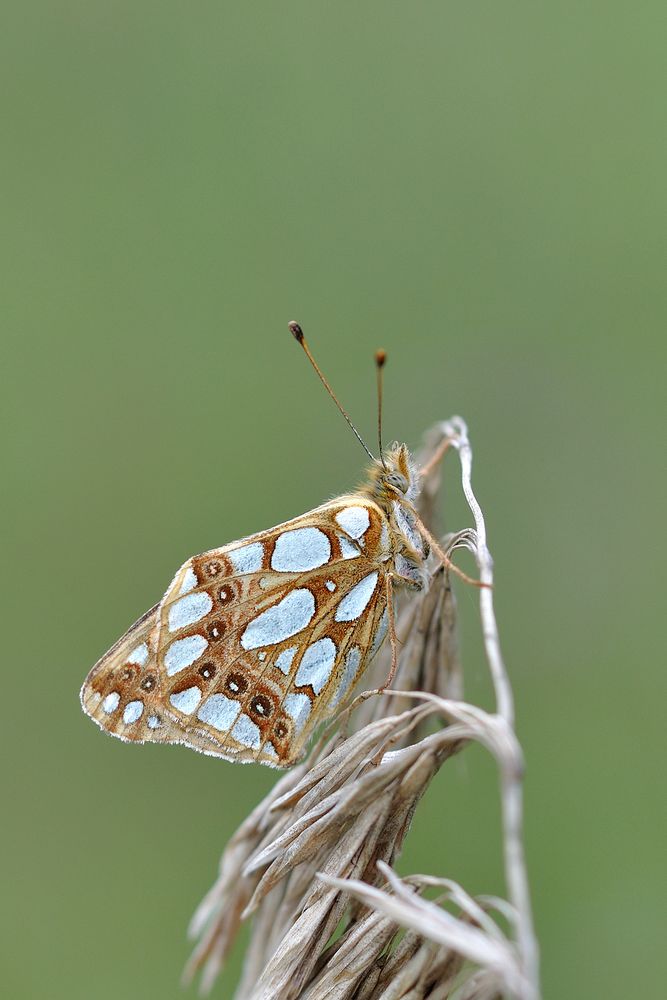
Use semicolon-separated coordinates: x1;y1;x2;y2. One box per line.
184;421;539;1000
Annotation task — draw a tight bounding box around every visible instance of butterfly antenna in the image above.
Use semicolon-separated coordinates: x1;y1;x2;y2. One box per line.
288;321;376;463
375;350;388;471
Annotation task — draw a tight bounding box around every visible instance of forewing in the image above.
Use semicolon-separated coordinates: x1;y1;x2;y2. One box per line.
154;498;393;766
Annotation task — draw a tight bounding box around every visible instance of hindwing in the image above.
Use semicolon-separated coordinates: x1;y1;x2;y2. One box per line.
80;497;394;766
80;606;194;749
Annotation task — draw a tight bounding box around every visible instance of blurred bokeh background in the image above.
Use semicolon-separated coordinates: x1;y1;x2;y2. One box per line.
2;3;663;998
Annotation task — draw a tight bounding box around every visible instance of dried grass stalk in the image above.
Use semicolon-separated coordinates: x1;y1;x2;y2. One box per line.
185;419;540;1000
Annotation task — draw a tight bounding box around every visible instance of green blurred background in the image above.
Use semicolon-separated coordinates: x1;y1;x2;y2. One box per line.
2;3;663;998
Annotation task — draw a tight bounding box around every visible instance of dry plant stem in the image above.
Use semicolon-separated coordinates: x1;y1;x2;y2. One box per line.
418;434;453;480
439;416;540;1000
185;419;540;1000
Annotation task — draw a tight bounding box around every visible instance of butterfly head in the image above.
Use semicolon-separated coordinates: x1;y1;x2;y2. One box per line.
363;443;420;507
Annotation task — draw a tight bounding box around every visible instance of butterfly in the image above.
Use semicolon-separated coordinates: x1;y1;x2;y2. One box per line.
79;324;473;767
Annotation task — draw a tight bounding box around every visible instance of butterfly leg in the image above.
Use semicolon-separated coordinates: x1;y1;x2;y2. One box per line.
379;570;422;691
411;509;491;589
382;573;399;690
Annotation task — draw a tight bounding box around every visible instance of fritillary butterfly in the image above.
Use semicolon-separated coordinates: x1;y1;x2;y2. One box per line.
79;323;468;766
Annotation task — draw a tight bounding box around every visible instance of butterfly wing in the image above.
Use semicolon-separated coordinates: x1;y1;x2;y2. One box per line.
81;497;394;766
79;605;194;749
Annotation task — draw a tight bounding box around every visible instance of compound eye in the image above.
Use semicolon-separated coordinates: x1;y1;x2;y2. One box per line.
387;473;407;493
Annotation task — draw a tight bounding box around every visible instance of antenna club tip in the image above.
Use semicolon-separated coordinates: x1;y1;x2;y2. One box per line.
375;349;387;367
288;321;304;343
